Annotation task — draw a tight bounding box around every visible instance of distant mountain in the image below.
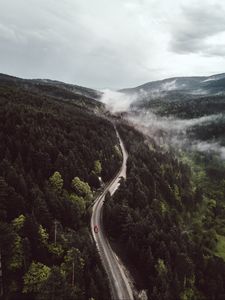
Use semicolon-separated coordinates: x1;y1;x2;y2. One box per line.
32;78;102;100
0;73;103;111
0;72;120;300
119;72;225;148
120;73;225;97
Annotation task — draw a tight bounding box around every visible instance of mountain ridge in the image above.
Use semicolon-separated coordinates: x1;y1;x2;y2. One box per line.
0;73;102;101
120;72;225;96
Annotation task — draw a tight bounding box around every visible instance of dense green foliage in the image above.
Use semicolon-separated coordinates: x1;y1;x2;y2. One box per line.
104;124;225;299
1;73;225;300
0;82;122;299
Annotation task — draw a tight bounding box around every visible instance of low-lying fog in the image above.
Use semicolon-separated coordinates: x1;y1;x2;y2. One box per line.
101;89;225;160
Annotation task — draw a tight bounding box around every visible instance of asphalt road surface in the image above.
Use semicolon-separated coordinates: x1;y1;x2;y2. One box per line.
91;128;134;300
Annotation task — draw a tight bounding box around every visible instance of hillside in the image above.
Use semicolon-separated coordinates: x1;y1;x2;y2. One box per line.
101;73;225;299
104;123;225;299
0;73;103;111
1;72;225;300
117;73;225;154
0;75;121;300
120;73;225;96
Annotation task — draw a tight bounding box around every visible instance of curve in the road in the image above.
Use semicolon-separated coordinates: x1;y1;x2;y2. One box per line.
91;128;134;300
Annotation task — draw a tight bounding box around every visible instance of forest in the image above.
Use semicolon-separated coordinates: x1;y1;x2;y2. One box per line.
1;74;225;300
104;123;225;300
0;81;122;300
132;92;225;150
136;93;225;119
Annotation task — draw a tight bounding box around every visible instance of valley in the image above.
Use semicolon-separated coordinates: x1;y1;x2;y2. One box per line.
0;72;225;299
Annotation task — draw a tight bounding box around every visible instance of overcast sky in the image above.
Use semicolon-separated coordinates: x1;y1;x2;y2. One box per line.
1;0;225;89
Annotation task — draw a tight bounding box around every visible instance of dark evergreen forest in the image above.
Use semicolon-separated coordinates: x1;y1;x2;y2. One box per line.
0;81;121;300
104;123;225;300
1;75;225;300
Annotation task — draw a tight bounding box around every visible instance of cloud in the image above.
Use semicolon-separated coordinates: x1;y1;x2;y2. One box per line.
121;108;225;159
101;89;138;112
0;0;225;88
127;110;222;136
169;2;225;56
193;141;225;159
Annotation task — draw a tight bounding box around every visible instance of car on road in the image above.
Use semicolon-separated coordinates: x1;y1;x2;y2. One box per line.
94;225;99;233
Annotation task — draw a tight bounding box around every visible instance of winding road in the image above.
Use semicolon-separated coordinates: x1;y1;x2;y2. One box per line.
91;128;134;300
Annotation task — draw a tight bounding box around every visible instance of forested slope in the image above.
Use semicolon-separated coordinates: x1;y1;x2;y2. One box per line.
104;123;225;300
0;81;121;300
132;93;225;147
